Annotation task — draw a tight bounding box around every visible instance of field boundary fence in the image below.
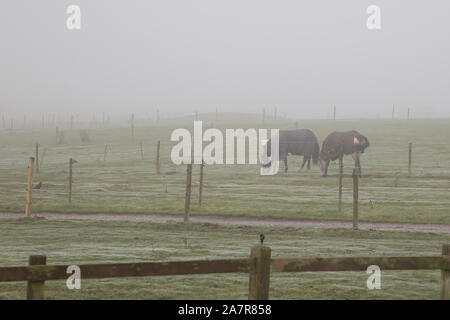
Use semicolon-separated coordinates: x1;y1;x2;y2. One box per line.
0;244;449;300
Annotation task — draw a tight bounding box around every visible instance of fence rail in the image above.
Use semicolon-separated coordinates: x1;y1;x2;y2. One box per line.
0;258;251;282
1;244;449;300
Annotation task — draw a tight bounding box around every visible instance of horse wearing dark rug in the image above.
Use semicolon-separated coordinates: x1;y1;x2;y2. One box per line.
263;129;320;173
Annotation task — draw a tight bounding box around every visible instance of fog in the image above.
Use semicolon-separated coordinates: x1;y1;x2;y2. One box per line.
1;1;449;120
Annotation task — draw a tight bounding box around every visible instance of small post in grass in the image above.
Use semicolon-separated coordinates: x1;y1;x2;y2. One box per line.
441;244;450;300
338;157;343;211
140;142;144;160
156;140;161;174
27;255;46;300
25;157;35;217
352;168;359;230
408;143;412;177
103;144;108;162
69;158;73;203
248;246;271;300
184;164;192;222
198;160;204;207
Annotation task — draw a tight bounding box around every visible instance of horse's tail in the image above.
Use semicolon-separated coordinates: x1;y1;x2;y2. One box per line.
312;141;319;165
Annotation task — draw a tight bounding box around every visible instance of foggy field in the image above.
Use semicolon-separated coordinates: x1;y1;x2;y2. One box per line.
0;218;448;300
2;1;450;303
0;117;449;224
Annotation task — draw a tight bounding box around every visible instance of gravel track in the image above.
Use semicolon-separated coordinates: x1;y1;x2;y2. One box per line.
1;212;449;234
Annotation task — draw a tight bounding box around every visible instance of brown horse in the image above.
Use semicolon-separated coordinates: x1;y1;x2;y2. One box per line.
319;130;370;177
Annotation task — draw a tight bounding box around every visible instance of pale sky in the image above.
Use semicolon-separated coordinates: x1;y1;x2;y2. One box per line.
1;1;449;120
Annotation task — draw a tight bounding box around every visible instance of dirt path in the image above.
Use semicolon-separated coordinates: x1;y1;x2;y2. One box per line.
1;212;449;234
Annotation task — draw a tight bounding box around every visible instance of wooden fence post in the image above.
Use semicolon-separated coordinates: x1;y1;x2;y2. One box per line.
199;161;204;206
103;144;108;162
156;140;161;174
441;244;450;300
69;158;73;203
25;157;35;217
184;164;192;222
27;255;46;300
35;143;39;174
352;168;359;230
408;143;412;177
248;246;271;300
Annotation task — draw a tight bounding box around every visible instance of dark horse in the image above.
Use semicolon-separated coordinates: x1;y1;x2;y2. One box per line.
319;130;370;177
262;129;320;173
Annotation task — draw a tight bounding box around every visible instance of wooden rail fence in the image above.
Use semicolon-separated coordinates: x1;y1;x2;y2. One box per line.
0;245;449;300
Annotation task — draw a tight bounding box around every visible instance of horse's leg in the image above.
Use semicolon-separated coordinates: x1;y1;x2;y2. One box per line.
307;156;311;170
284;158;288;173
298;157;307;172
324;160;330;176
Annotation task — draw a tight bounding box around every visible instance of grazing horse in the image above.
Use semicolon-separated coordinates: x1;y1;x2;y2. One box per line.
319;130;370;177
262;129;320;173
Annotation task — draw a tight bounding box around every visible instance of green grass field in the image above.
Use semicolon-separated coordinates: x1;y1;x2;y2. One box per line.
1;117;449;299
0;116;449;224
0;218;448;300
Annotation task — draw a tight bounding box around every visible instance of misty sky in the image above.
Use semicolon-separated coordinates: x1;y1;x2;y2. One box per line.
1;1;449;120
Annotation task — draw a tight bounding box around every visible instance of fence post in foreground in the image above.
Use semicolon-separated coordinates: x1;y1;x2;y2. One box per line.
27;255;46;300
25;157;35;217
248;246;271;300
441;244;450;300
408;143;412;177
338;157;343;211
352;168;359;230
198;160;204;207
184;164;192;222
